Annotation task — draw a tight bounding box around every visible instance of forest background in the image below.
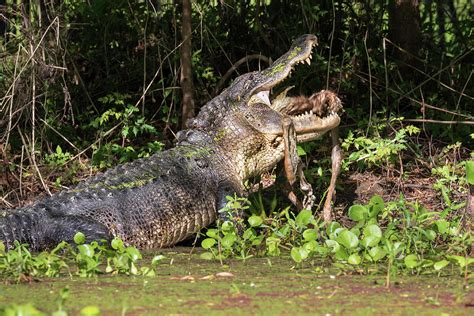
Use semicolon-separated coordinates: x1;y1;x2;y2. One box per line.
0;0;472;211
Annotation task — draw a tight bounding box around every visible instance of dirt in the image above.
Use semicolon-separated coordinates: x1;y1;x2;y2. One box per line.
0;248;472;315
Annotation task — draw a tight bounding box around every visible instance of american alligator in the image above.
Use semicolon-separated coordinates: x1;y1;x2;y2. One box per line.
0;34;342;250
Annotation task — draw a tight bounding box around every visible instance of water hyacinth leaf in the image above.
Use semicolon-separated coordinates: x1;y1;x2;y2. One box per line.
130;262;138;275
404;254;420;268
361;235;379;248
74;232;86;245
369;246;387;261
434;259;449;271
201;238;217;249
125;247;142;261
350;227;361;237
222;221;234;232
291;247;303;263
243;228;256;240
314;245;329;255
335;248;349;261
364;224;382;239
111;238;124;250
369;195;384;216
466;160;474;185
325;239;341;253
348;253;361;265
348;204;369;221
248;215;263;227
361;224;382;247
206;229;218;239
296;209;313;227
303;240;318;252
80;305;101;316
326;222;341;236
336;230;359;249
303;229;318;241
221;234;237;248
78;244;94;257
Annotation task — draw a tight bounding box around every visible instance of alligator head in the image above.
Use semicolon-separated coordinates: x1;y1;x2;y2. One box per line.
187;34;342;181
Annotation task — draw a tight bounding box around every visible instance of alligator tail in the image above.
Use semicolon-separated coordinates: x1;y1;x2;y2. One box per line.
0;207;47;250
0;206;112;251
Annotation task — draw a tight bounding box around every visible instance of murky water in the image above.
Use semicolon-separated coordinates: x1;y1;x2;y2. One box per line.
1;247;472;315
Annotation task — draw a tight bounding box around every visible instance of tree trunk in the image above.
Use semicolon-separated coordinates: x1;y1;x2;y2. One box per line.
180;0;195;129
388;0;422;69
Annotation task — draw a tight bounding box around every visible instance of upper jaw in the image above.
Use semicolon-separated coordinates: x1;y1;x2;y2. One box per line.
258;34;318;92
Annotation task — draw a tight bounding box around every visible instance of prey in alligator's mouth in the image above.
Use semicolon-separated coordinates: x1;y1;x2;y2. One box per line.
241;34;343;217
245;34;342;142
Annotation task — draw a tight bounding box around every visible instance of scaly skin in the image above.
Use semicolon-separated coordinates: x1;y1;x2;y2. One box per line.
0;34;342;250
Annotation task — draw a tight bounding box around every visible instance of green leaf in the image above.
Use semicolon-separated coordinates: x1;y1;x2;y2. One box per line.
248;215;263;227
434;259;449;271
325;239;341;253
404;254;420;269
221;234;237;248
336;230;359;249
364;224;382;238
125;247;142;261
435;219;449;234
303;229;318;241
80;305;101;316
361;236;378;248
303;240;318;252
201;238;217;249
297;145;306;156
291;247;308;263
369;195;384;217
422;229;436;241
348;253;361;265
295;209;313;227
466;161;474;185
368;246;386;262
326;222;341;235
111;238;124;250
221;221;234;232
74;232;86;245
361;224;382;248
348;204;369;221
206;229;219;239
77;244;94;257
291;247;302;263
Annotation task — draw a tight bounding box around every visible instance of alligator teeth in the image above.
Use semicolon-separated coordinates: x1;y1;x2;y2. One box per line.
309;54;313;59
310;110;313;115
305;58;311;65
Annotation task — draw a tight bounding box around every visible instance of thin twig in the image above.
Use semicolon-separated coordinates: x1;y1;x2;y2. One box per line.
363;30;373;135
404;118;474;125
326;0;335;90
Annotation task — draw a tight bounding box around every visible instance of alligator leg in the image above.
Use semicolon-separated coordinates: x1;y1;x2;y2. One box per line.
322;127;342;223
282;117;315;210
